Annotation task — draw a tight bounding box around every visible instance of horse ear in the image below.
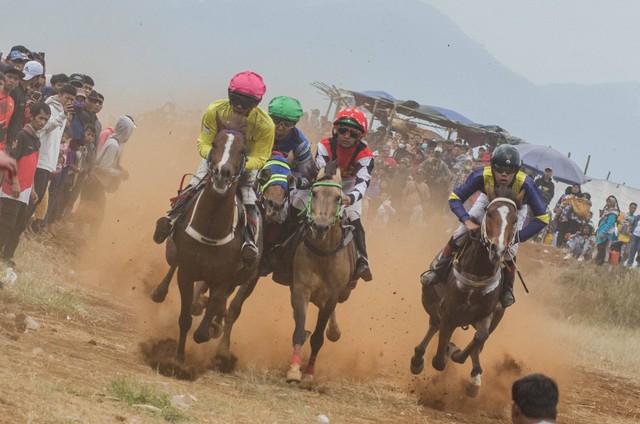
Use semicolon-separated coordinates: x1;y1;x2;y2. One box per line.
287;173;297;190
335;166;342;182
317;166;326;181
257;168;272;184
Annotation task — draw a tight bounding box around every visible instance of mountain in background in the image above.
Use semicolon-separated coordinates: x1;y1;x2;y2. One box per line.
17;0;637;184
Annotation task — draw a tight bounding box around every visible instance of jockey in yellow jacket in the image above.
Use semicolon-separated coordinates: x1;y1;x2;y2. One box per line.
153;71;275;269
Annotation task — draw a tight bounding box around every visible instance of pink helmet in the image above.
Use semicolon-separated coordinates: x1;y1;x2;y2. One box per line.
228;71;266;100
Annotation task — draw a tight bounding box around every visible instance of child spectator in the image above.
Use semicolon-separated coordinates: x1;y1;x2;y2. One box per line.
0;102;51;269
564;224;596;261
373;192;396;229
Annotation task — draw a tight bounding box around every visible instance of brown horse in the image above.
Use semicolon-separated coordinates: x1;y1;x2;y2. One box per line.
151;117;260;369
410;187;522;397
286;161;356;383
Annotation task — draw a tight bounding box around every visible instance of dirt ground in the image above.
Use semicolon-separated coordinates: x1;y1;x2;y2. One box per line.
1;124;639;423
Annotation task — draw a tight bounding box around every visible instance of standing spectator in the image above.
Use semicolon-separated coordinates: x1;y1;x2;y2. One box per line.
554;184;583;247
78;115;135;234
27;84;76;231
625;208;640;268
617;202;636;263
6;60;44;143
595;196;620;265
0;102;51;268
534;168;555;207
511;373;559;423
421;146;452;210
41;73;69;99
401;174;430;226
1;70;18;147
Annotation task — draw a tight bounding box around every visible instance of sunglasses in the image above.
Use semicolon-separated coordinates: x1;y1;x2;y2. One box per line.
228;91;259;110
336;126;362;139
271;117;295;129
492;165;518;175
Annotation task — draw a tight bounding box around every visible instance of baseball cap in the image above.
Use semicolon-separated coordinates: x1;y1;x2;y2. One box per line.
7;50;28;62
22;61;44;81
2;65;25;79
434;147;444;153
69;73;85;88
76;88;87;99
87;90;101;101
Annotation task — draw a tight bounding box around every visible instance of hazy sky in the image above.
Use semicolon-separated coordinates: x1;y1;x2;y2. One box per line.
424;0;640;85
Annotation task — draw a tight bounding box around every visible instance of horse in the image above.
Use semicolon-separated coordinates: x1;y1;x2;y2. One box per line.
150;116;260;369
286;160;356;384
410;187;523;397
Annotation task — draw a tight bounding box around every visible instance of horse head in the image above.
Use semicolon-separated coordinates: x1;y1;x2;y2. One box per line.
257;151;296;224
207;115;247;195
305;160;342;241
482;186;523;263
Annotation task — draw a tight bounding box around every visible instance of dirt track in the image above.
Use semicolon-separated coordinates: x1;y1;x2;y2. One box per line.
1;128;640;423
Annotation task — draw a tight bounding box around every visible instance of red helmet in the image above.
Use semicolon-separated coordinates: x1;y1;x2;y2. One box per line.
228;71;266;100
333;107;368;135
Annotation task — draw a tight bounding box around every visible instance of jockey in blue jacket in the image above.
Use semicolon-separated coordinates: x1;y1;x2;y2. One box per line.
420;144;549;308
268;96;317;186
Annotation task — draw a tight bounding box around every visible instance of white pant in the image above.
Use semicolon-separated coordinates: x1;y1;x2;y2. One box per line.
452;193;528;260
190;158;257;204
292;189;362;222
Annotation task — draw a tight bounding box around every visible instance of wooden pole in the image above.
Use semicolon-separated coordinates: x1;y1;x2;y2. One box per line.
583;155;591;175
606;171;611;181
567;151;571;158
382;103;398;145
369;100;379;129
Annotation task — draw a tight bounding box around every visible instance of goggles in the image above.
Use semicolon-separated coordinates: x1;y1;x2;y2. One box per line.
336;125;362;139
228;91;259;110
271;116;296;129
492;165;518;175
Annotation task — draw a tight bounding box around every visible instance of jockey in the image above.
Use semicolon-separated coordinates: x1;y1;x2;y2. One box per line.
153;71;275;269
295;107;374;282
268;96;317;186
420;144;549;307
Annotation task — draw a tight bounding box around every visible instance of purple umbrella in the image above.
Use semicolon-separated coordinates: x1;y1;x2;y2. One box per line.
513;144;588;185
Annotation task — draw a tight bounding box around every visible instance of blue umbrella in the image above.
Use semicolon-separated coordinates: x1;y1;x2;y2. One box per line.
513;144;588;185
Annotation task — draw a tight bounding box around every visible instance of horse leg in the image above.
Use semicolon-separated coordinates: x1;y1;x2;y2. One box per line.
325;310;341;342
451;316;492;365
303;300;338;382
287;286;310;384
176;270;194;363
410;319;439;375
151;264;177;303
432;322;455;372
192;285;218;344
190;281;208;316
465;347;484;398
215;276;260;373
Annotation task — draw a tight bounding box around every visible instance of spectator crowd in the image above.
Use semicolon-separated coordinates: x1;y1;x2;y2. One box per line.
0;44;135;282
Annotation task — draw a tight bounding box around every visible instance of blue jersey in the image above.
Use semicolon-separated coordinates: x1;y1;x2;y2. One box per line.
273;128;315;180
448;166;549;242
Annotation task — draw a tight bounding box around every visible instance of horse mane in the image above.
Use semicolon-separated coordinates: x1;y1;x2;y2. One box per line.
493;186;522;209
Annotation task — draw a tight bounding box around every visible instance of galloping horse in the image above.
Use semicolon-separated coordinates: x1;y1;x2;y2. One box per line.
286;161;356;383
151;116;260;368
410;187;523;397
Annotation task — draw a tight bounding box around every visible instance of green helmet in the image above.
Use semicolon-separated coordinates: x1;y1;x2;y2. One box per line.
268;96;304;123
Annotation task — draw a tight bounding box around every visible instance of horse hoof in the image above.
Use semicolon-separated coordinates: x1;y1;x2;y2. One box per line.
209;322;223;339
193;329;210;344
326;327;341;342
410;357;424;375
213;354;237;373
176;353;186;364
432;357;446;372
151;288;168;303
302;373;314;384
466;382;480;398
190;303;204;316
286;364;302;384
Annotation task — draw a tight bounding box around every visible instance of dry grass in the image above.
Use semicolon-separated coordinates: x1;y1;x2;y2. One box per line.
106;377;188;422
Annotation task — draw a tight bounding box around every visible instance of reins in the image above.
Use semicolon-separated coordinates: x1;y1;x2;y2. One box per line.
300;180;347;256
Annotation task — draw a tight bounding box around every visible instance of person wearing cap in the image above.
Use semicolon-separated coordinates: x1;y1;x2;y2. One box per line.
153;71;275;270
68;73;85;89
420;146;452;208
292;107;375;283
4;51;29;71
420;144;549;308
268;96;316;187
6;60;44;146
534;168;555;207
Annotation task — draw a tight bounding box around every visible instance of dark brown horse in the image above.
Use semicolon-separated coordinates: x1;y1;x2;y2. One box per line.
410;187;523;397
286;161;356;383
151;117;260;368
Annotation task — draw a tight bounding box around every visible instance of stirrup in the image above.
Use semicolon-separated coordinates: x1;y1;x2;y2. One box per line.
500;289;515;308
354;258;373;282
241;241;259;269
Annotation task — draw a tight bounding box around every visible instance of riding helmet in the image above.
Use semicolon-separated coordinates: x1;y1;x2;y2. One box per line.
490;144;521;169
333;107;368;134
268;96;303;123
228;71;266;100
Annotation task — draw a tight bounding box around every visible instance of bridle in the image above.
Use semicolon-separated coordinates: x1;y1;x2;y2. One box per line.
301;181;342;227
257;158;292;214
207;130;246;193
478;197;519;249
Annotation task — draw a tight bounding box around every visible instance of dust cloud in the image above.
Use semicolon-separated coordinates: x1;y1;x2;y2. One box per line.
73;110;578;419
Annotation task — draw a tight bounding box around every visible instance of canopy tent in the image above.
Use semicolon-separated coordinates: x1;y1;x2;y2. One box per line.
349;89;522;147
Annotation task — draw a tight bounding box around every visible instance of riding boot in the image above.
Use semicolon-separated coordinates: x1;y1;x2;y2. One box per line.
153;184;198;244
241;204;260;269
352;221;373;282
420;236;457;286
500;259;516;308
